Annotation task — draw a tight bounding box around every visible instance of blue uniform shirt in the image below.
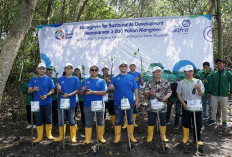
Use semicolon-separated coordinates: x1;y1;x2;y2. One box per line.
80;77;107;107
28;76;55;106
58;76;80;108
128;71;141;94
112;74;138;107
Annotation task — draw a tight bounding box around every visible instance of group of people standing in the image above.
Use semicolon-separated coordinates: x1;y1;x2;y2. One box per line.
22;58;232;148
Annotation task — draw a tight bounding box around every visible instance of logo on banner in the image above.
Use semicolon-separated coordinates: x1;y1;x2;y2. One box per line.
182;20;191;27
55;30;65;40
172;19;191;34
203;26;212;42
55;29;73;40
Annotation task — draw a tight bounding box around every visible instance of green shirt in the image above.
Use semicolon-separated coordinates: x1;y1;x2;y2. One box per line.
208;69;232;97
22;82;33;106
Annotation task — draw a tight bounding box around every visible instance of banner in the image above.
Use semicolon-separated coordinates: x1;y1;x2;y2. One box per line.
37;15;213;81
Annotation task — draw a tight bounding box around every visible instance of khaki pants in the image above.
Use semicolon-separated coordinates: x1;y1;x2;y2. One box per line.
211;96;228;122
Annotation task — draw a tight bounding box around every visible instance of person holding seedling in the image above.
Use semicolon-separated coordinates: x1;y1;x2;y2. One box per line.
28;63;55;143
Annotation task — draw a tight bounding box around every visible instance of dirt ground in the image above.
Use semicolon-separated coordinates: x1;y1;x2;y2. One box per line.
0;104;232;157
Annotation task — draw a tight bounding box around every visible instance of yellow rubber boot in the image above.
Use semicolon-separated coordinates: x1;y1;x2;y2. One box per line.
70;125;77;143
114;125;121;143
182;127;189;144
122;116;127;129
54;124;66;142
147;126;154;142
33;125;43;143
133;114;138;127
84;127;92;144
161;126;169;143
198;141;204;146
45;124;54;140
111;115;115;126
128;124;137;143
98;126;106;143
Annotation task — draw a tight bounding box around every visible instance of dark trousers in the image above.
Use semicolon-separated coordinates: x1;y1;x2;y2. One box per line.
34;104;52;126
133;106;138;114
166;100;181;126
148;111;166;126
182;107;202;141
26;105;36;124
52;100;58;125
78;101;85;127
104;100;115;118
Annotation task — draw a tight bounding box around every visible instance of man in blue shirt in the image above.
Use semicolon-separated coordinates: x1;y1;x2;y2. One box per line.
55;63;79;143
121;63;143;128
28;63;55;143
80;65;107;144
110;60;139;143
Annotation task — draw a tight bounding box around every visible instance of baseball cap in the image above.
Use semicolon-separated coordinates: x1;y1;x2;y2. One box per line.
152;66;162;72
38;63;46;68
119;60;127;66
184;65;194;71
65;63;73;68
215;59;225;64
102;65;109;70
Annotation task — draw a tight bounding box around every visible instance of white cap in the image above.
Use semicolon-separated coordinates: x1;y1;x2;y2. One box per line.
152;66;162;72
90;65;99;69
119;60;127;66
184;65;194;71
130;62;136;66
65;63;73;68
38;63;46;68
102;65;109;69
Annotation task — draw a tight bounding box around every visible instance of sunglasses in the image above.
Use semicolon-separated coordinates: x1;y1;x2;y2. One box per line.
90;69;99;72
120;65;127;68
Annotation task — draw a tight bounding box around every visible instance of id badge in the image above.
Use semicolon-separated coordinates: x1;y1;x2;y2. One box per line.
150;99;164;111
103;94;108;102
91;101;103;112
121;98;131;110
187;99;202;112
31;101;40;112
60;98;70;110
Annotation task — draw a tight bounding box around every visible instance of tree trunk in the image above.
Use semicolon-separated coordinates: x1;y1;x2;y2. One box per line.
216;0;223;59
0;0;38;105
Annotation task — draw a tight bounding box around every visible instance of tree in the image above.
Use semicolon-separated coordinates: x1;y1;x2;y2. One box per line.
0;0;38;105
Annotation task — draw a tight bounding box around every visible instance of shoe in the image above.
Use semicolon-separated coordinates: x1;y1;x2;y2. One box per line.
174;125;179;130
45;124;54;140
33;125;43;143
208;120;216;126
70;125;77;143
26;124;31;129
182;127;189;144
133;114;138;127
114;125;121;143
84;127;92;144
147;126;154;142
98;126;106;143
161;126;169;143
54;125;66;142
197;141;204;146
128;124;137;143
33;125;36;129
203;117;209;120
222;122;227;128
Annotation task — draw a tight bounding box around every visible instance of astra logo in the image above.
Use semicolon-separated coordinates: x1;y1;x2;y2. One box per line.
182;20;191;27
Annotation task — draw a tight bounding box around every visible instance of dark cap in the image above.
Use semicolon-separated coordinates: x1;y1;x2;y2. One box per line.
216;59;225;64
